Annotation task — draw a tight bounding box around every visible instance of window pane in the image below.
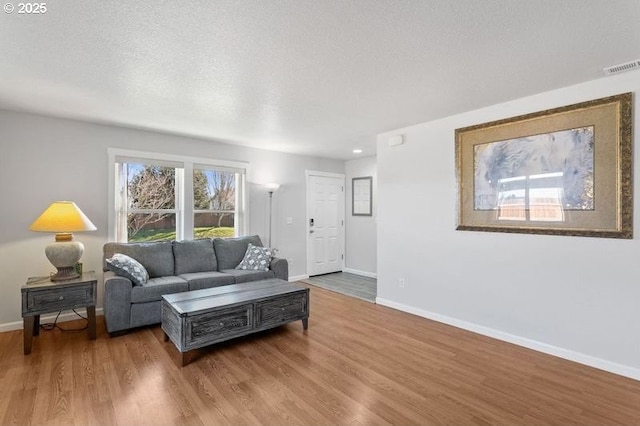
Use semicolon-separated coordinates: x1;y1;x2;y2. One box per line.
193;169;235;211
194;212;235;238
127;213;177;242
127;164;176;209
110;150;246;242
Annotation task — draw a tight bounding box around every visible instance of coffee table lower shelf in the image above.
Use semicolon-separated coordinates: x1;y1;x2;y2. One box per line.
161;279;309;366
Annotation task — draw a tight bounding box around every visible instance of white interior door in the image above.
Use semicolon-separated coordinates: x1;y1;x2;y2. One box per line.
307;172;345;276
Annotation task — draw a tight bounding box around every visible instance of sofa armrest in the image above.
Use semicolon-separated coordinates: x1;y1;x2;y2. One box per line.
270;257;289;281
103;271;134;334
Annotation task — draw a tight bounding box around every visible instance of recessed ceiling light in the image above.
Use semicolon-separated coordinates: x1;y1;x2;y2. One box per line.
353;149;363;154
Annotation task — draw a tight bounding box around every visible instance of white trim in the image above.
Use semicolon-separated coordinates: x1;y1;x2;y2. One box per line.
108;149;117;241
305;170;347;277
375;297;640;381
107;148;250;171
239;172;248;237
343;268;377;279
305;170;346;179
289;274;309;282
0;308;104;333
180;163;191;240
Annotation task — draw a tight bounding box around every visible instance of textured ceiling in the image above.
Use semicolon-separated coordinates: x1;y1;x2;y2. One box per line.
1;1;639;160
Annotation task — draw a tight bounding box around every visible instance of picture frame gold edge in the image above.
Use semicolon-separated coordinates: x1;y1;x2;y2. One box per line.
454;92;633;239
455;224;631;239
455;92;632;136
617;92;633;239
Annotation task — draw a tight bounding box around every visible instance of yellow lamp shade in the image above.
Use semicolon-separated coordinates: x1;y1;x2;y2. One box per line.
29;201;97;233
29;201;96;281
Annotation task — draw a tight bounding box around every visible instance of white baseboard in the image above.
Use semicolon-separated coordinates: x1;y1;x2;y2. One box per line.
289;274;309;282
0;308;104;333
343;268;377;279
376;297;640;382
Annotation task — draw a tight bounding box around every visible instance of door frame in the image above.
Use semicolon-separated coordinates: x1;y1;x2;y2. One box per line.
305;170;346;277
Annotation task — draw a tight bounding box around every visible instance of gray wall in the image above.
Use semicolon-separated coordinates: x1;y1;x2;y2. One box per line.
376;71;640;379
345;156;377;276
0;111;343;327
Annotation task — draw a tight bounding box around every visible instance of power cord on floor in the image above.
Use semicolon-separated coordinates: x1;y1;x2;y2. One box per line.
40;309;88;332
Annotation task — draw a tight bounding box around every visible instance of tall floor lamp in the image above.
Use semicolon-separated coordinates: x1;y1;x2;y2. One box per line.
264;183;280;247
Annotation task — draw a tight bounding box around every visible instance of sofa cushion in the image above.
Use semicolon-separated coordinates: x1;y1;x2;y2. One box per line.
130;276;188;303
173;239;217;275
179;271;236;291
104;241;175;278
105;253;149;286
214;235;263;270
219;269;276;283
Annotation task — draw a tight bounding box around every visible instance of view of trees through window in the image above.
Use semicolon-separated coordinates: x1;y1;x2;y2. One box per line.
123;164;237;242
193;168;236;239
126;165;176;240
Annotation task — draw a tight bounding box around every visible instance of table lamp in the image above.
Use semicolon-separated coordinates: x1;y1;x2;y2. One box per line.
28;201;97;281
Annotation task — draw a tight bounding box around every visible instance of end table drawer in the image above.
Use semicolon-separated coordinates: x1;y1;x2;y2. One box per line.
255;293;308;328
26;286;94;313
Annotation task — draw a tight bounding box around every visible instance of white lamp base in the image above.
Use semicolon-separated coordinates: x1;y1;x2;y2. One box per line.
45;234;84;281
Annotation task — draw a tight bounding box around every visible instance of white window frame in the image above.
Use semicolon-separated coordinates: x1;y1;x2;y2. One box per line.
108;148;250;242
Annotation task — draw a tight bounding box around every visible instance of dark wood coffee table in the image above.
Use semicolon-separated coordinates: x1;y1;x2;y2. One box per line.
161;278;309;366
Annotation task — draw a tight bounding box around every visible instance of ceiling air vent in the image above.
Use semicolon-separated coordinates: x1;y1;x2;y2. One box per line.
603;59;640;75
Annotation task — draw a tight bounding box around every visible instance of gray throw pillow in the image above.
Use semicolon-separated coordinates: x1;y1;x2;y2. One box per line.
235;243;277;272
106;253;149;285
103;241;174;277
214;235;263;270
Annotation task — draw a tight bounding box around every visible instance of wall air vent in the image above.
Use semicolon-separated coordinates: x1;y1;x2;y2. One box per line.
603;59;640;75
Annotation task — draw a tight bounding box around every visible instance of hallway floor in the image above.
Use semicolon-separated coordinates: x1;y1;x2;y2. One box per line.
301;272;376;302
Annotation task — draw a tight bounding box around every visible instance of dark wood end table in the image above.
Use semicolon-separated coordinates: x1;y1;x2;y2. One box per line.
21;271;97;355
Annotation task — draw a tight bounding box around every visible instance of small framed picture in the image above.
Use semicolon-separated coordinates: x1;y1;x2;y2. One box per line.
352;176;373;216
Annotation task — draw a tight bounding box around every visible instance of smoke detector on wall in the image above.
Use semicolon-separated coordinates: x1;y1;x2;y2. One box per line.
388;135;404;147
603;59;640;76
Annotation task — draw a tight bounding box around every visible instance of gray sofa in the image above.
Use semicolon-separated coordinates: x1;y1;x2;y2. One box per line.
103;235;288;335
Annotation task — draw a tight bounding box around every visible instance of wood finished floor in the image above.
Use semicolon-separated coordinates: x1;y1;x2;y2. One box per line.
1;283;639;425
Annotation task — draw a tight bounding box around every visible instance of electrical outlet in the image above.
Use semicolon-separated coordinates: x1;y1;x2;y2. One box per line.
286;217;293;224
398;278;405;288
287;258;293;266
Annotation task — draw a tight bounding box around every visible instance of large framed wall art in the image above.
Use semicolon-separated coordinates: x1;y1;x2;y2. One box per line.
455;92;632;238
